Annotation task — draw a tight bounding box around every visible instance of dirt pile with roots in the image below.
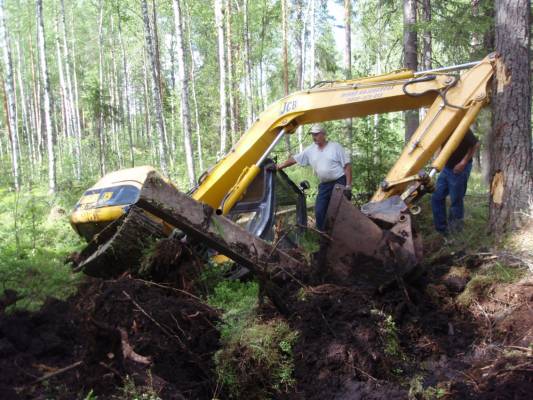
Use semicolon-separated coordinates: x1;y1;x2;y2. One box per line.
0;236;531;399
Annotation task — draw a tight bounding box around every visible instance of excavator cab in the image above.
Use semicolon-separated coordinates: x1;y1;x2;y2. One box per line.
228;159;307;248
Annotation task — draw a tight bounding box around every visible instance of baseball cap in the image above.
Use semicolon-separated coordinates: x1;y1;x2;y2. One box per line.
309;124;325;135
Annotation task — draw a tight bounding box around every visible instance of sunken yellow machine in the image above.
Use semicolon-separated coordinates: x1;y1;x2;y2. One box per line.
71;54;497;286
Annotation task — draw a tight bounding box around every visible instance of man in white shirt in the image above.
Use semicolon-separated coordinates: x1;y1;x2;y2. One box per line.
276;124;352;231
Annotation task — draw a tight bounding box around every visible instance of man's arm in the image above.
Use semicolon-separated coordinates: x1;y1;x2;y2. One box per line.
344;163;352;187
276;156;297;171
453;142;480;174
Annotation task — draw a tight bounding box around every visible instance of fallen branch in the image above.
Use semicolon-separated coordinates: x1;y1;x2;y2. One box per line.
30;361;83;386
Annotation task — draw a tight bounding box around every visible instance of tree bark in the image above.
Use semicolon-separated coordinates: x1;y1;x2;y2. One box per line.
344;0;352;153
172;0;196;187
36;0;56;192
184;2;204;172
141;0;168;174
488;0;532;235
214;0;227;155
281;0;291;153
97;0;106;176
403;0;418;142
421;0;431;70
243;0;254;130
117;9;134;167
225;0;236;144
0;0;20;190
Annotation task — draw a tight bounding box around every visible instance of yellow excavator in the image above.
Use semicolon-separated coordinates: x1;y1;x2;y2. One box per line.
70;54;497;286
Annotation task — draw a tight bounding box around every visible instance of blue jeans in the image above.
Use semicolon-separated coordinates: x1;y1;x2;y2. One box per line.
315;175;346;231
431;162;473;234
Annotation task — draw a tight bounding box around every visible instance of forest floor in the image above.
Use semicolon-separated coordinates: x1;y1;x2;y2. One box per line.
0;195;531;400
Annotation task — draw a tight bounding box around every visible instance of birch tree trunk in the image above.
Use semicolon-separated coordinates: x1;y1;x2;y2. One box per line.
243;0;254;130
309;0;316;86
172;0;195;187
421;0;431;70
403;0;418;142
15;40;33;177
141;0;168;174
214;0;227;155
97;0;105;176
488;0;532;235
281;0;291;153
185;2;204;172
36;0;56;192
0;0;20;190
344;0;352;152
225;0;236;144
117;10;134;167
60;0;80;179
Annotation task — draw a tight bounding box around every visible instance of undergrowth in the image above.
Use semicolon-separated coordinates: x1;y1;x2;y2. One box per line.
207;279;298;399
0;185;85;311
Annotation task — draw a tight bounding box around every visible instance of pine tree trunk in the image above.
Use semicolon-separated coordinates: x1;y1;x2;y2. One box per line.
172;0;195;187
309;0;316;86
488;0;532;235
403;0;418;142
214;0;227;155
0;0;20;190
141;0;168;174
36;0;56;192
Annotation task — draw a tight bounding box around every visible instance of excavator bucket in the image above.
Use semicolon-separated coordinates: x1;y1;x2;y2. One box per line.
323;185;421;288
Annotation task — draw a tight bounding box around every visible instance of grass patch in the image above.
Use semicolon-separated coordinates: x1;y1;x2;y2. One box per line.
0;186;85;311
207;279;298;398
457;262;527;306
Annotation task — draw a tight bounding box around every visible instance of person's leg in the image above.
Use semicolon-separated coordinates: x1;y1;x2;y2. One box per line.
431;170;450;234
315;176;346;231
448;162;472;232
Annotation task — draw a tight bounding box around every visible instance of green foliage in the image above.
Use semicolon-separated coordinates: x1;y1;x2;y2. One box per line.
0;185;84;311
207;279;259;340
214;318;298;399
117;375;162;400
207;280;298;398
372;309;405;360
457;262;527;306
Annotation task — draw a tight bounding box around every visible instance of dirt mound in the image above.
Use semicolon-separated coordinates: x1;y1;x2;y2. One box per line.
0;274;221;399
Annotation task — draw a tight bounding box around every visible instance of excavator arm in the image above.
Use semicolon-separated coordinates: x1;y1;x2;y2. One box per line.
192;54;496;216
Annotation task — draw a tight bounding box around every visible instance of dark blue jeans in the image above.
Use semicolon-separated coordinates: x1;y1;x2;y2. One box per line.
315;175;346;231
431;162;473;234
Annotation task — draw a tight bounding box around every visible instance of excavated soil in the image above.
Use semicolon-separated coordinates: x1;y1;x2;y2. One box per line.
0;240;221;400
0;238;531;399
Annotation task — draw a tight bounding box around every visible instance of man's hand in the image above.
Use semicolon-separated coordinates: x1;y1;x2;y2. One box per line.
343;185;352;201
453;161;466;174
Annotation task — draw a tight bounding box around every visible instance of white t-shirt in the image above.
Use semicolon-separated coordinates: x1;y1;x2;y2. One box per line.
293;142;350;182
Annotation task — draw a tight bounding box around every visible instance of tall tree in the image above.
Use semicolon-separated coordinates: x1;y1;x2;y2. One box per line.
403;0;418;142
141;0;168;174
36;0;56;192
243;0;254;130
488;0;532;235
344;0;352;151
97;0;106;176
0;0;19;190
421;0;431;70
172;0;195;187
214;0;227;155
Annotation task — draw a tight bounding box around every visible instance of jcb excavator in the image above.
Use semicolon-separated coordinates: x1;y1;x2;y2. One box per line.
70;54;497;286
